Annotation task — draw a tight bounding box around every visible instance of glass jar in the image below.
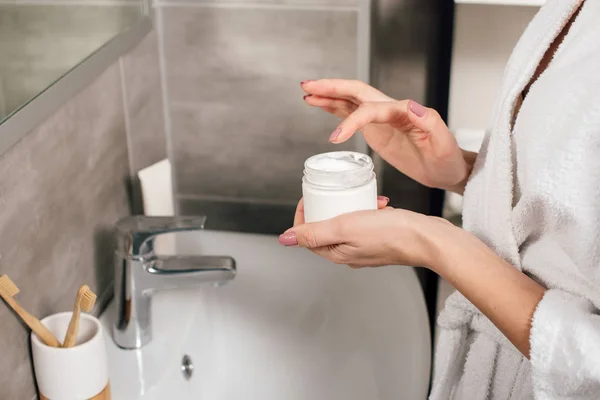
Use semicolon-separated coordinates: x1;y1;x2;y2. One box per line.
302;151;377;223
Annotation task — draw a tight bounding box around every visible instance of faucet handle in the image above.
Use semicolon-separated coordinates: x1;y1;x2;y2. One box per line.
116;216;207;258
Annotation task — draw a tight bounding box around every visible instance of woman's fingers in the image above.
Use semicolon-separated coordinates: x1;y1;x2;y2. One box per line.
281;219;342;249
377;196;390;209
304;95;357;118
301;79;391;103
304;95;357;112
329;101;407;144
406;100;443;135
292;196;387;231
284;197;389;248
293;198;305;227
406;100;458;156
319;106;348;119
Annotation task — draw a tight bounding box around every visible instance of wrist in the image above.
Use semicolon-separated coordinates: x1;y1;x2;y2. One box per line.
417;216;473;274
441;150;477;195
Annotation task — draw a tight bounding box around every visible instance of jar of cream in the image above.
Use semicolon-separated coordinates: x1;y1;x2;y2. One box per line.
302;151;378;223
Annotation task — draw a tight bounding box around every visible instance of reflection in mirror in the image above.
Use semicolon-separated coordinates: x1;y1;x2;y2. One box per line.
0;1;145;124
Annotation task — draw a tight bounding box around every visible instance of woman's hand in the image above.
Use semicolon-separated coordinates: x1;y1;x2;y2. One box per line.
301;79;475;194
279;198;456;269
279;200;546;358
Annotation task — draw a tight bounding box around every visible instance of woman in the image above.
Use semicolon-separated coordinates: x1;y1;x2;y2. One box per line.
278;0;600;398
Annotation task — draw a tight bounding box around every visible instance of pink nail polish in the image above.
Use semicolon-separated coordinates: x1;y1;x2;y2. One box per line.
329;128;342;142
279;232;298;246
409;101;427;118
377;196;390;203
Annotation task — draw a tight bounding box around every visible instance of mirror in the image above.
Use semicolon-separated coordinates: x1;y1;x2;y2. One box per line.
0;1;147;124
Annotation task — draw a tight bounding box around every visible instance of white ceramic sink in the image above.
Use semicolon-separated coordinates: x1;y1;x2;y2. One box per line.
100;229;431;399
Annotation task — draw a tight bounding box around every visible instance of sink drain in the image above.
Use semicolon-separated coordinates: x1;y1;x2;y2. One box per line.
181;355;194;381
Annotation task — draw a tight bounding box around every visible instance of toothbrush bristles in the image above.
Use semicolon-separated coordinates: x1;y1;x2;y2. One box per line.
78;285;97;312
0;275;20;298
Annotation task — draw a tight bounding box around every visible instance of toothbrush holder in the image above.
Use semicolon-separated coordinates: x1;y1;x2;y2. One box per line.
31;312;110;400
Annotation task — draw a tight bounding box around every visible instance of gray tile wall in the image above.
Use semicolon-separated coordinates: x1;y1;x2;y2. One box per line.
156;1;361;227
0;30;165;398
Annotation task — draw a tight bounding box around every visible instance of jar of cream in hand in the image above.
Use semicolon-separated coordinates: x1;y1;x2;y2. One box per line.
302;151;378;223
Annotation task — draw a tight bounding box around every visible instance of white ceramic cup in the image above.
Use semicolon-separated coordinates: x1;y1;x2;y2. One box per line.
31;312;109;400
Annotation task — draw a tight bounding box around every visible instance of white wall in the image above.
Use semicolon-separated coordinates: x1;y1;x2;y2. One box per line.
448;4;539;132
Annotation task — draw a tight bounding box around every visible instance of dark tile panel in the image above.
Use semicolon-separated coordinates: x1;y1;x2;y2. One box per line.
178;197;296;235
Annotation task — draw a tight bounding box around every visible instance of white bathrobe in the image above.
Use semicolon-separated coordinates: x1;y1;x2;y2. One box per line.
430;0;600;399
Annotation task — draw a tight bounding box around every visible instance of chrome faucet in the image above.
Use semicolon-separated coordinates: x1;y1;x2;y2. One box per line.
113;216;236;349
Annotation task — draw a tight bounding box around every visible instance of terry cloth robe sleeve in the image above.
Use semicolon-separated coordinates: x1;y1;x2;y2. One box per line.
530;290;600;397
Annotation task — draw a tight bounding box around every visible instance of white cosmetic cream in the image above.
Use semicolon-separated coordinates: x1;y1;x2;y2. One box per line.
302;151;378;223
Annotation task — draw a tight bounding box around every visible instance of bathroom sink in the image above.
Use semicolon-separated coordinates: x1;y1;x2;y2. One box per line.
100;229;431;400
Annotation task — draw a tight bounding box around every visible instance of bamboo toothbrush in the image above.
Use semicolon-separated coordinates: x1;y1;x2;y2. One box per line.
0;275;61;347
62;285;97;348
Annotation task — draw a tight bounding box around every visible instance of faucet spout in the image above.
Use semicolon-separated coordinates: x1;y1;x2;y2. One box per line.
112;216;236;349
143;255;236;293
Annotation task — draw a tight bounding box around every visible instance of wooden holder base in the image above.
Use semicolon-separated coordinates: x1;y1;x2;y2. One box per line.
40;383;110;400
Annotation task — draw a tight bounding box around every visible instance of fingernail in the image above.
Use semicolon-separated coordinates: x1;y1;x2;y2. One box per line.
300;80;313;85
329;128;342;142
409;101;426;118
303;94;312;100
377;196;390;203
278;232;298;246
